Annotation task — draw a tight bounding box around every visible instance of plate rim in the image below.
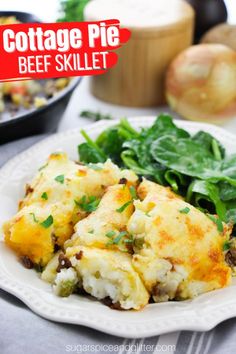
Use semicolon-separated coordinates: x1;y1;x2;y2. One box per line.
1;116;236;338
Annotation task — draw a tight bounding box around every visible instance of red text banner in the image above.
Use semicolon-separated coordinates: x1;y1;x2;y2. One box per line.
0;20;130;81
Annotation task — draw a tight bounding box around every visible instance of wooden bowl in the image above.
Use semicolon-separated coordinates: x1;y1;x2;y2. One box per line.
85;0;194;107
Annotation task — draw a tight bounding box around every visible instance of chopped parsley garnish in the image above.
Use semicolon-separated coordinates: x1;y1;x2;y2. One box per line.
105;230;143;250
106;230;128;246
75;195;100;212
179;207;190;214
40;215;54;228
41;192;48;200
30;212;39;223
54;175;65;184
223;241;231;251
30;213;53;228
38;163;48;172
129;186;137;199
106;230;116;238
88;230;94;234
87;163;103;171
113;231;127;244
105;230;135;250
207;214;224;233
116;200;132;213
124;234;134;244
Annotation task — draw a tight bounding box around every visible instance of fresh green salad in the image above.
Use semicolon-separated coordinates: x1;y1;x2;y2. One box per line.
78;114;236;231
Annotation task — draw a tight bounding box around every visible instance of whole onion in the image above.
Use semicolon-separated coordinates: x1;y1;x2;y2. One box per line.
165;44;236;124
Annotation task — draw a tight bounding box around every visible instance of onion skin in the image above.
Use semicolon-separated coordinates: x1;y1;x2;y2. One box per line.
165;44;236;124
201;24;236;51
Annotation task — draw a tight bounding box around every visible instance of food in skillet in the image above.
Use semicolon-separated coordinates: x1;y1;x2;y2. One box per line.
0;16;70;121
3;115;236;310
0;16;20;25
0;76;71;120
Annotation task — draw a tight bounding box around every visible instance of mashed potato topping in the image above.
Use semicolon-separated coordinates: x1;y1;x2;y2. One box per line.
3;154;137;266
128;180;232;302
4;157;233;310
65;246;149;310
65;183;136;253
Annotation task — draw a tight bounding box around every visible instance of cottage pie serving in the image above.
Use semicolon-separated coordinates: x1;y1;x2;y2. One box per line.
3;115;236;311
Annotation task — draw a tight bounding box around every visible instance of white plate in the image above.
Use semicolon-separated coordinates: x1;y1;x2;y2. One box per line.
1;117;236;338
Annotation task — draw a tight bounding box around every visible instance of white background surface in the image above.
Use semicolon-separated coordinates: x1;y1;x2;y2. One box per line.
0;0;59;22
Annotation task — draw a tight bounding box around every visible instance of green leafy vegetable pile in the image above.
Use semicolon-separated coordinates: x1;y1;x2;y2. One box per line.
78;114;236;229
57;0;89;22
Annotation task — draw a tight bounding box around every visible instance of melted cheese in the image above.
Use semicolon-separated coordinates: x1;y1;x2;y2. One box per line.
65;184;135;252
5;157;233;307
3;153;137;266
128;180;232;301
138;178;182;201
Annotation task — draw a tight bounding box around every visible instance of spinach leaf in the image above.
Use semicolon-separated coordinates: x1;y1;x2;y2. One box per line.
94;118;138;164
226;209;236;225
151;135;236;186
121;115;189;184
164;170;189;192
192;131;225;160
121;150;157;177
207;214;224;232
78;143;106;163
123;115;189;171
96;127;128;164
142;114;190;139
186;179;226;220
221;154;236;179
77;113;236;226
78;130;107;163
219;182;236;201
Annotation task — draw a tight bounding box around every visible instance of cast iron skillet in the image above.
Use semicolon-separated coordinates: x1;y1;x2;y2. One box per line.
0;11;82;144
